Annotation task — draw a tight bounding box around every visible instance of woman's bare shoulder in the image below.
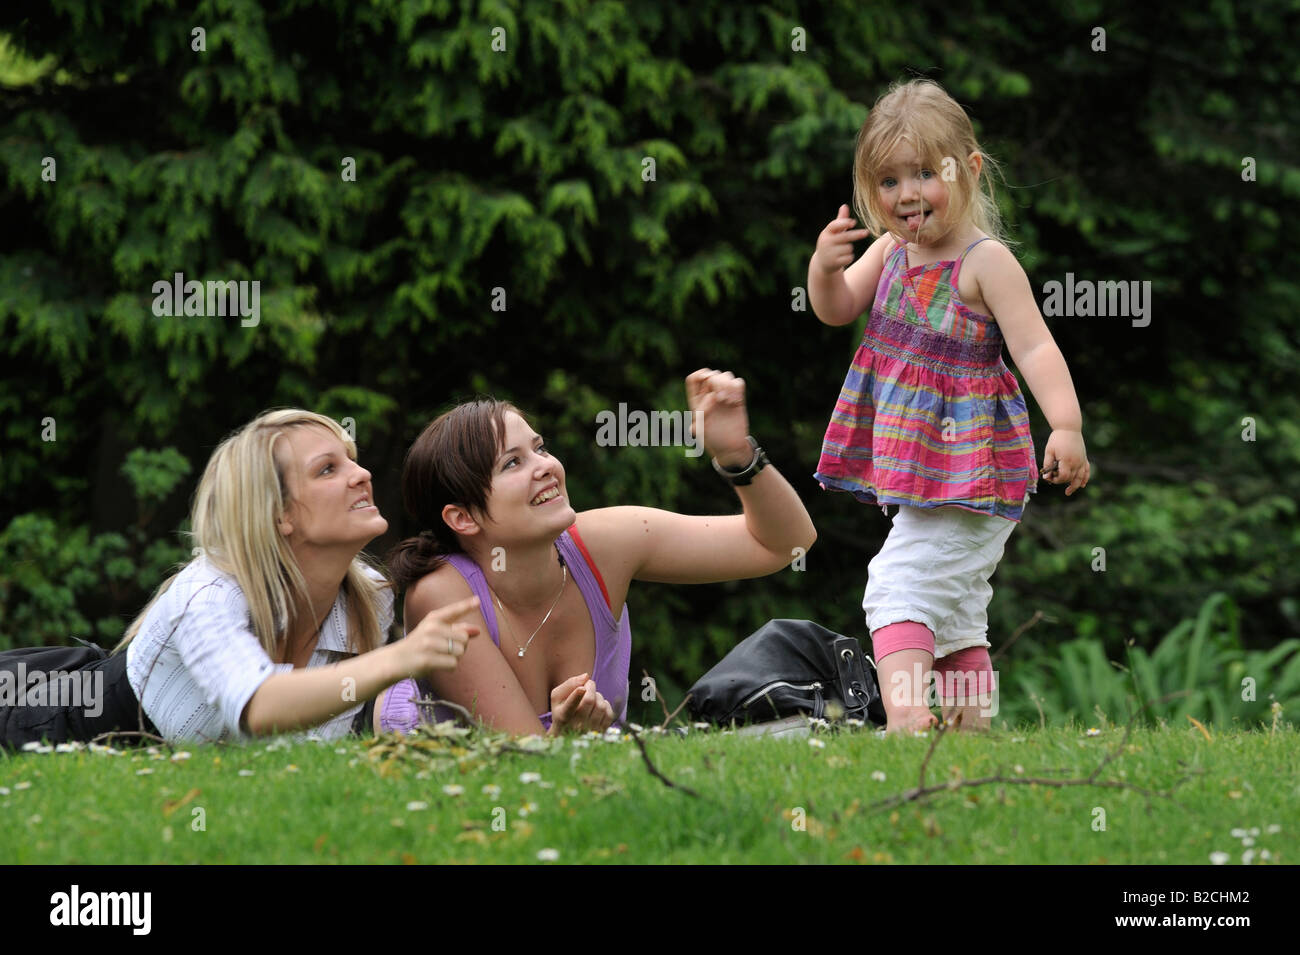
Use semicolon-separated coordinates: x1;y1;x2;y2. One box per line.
570;506;657;547
405;561;474;616
570;507;653;577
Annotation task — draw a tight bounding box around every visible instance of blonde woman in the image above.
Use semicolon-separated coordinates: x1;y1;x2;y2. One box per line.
1;409;478;747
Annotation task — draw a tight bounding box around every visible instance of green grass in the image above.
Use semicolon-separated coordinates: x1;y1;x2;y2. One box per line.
2;721;1296;864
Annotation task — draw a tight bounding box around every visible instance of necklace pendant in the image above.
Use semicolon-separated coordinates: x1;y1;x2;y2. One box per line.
517;648;526;658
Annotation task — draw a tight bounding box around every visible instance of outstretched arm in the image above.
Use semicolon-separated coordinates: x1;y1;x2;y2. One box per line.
579;369;817;585
242;597;481;736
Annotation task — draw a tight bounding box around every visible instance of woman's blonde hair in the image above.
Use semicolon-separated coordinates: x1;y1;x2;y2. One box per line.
852;78;1014;249
116;409;391;657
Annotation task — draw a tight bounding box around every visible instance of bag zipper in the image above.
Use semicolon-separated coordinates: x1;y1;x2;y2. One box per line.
739;680;823;709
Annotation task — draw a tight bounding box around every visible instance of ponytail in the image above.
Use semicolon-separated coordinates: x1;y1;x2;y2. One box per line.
386;530;455;591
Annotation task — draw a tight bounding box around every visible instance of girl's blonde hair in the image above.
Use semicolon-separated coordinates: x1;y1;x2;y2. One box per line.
852;78;1013;248
116;409;391;657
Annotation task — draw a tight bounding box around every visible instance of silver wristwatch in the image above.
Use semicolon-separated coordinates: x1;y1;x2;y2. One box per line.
712;436;769;487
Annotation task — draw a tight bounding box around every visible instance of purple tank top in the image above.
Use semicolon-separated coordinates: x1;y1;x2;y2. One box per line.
383;528;631;732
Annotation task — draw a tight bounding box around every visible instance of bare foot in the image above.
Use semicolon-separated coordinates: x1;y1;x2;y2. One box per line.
884;708;939;736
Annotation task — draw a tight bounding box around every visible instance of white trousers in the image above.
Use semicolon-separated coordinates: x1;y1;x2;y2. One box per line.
863;500;1023;659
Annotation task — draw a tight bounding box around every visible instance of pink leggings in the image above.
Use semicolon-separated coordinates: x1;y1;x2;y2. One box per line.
871;621;992;703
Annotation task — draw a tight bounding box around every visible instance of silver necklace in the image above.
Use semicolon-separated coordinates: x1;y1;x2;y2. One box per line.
493;551;567;658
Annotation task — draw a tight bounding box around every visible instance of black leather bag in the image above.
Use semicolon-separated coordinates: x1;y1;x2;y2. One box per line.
687;619;887;727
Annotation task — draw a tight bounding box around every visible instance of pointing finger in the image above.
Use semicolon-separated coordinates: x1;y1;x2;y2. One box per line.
412;597;481;637
422;595;481;625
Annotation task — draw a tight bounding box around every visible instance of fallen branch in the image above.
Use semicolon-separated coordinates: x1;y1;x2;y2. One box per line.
412;694;476;725
915;711;957;790
646;668;672;725
989;610;1045;666
622;721;700;799
660;696;693;732
409;684;703;796
640;669;696;732
870;766;1202;812
872;691;1201;812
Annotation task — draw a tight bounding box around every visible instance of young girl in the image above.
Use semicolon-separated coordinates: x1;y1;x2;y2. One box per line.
808;78;1090;735
2;409;478;747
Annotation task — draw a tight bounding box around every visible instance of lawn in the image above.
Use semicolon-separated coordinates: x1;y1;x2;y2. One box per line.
1;720;1294;865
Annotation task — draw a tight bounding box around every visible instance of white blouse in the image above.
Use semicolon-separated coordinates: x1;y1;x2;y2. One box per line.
126;557;394;742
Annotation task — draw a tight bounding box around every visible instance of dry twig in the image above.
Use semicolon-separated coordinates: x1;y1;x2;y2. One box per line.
870;693;1202;812
660;696;693;732
412;694;476;725
642;668;693;731
989;610;1045;665
622;722;701;799
646;668;672;724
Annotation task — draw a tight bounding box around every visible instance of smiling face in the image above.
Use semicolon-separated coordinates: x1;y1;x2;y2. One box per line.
478;411;575;540
877;141;958;247
276;425;388;550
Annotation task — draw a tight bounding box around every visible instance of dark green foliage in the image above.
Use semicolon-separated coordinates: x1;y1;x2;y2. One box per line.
1002;592;1300;728
1;1;1296;724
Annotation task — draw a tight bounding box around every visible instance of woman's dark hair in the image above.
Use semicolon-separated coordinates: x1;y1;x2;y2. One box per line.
387;398;525;590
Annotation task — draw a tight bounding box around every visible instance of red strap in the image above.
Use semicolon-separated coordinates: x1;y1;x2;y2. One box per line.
567;525;612;611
